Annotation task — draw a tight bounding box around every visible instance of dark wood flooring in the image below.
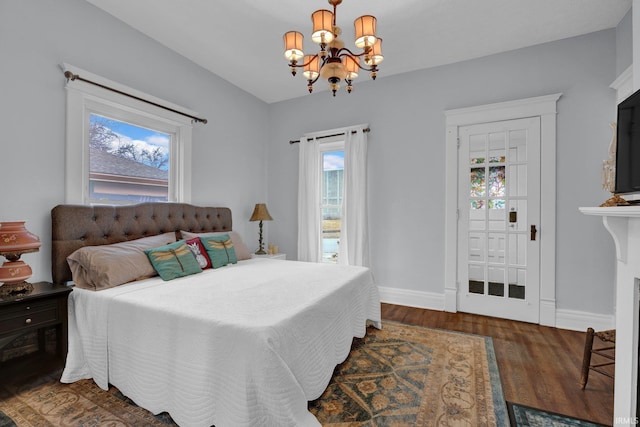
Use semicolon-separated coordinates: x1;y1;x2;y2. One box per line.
382;303;614;426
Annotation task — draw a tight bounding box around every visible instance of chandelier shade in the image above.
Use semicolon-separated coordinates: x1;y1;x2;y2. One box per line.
283;31;304;62
354;15;377;49
303;55;320;80
364;38;384;66
311;9;335;44
282;0;384;96
344;55;359;80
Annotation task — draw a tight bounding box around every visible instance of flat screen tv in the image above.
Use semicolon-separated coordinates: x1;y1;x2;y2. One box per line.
616;88;640;195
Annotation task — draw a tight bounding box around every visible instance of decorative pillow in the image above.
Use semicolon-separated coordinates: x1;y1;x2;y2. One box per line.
145;240;202;281
180;230;251;260
185;237;212;269
67;232;177;290
199;234;237;268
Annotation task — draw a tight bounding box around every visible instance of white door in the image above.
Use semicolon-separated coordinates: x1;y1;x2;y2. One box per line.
457;117;541;323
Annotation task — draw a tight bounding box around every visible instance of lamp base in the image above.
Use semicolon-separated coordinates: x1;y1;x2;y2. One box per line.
0;260;33;285
0;281;33;297
255;219;266;255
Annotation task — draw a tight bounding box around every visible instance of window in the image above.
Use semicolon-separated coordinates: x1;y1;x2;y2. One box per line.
320;141;344;263
88;114;170;204
298;124;369;265
64;64;194;204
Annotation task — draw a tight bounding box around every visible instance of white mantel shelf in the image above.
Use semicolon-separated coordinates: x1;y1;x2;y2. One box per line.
580;206;640;426
581;206;640;218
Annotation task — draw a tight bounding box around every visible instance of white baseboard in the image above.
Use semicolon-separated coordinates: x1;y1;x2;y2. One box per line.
378;286;615;331
378;286;445;311
555;309;615;332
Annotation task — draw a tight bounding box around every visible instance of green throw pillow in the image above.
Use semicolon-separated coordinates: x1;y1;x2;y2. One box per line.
145;240;202;281
200;234;237;268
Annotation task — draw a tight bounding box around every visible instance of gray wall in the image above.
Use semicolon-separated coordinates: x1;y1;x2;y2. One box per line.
267;29;619;316
617;9;633;75
0;0;269;282
1;0;624;318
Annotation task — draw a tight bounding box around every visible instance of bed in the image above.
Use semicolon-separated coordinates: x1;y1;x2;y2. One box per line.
51;202;381;427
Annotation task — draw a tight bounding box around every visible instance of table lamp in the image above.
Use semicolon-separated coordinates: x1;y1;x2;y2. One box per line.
0;221;41;295
249;203;273;255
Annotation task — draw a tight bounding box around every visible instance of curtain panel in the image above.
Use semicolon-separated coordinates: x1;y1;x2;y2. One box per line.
339;128;370;267
297;137;322;262
297;125;369;266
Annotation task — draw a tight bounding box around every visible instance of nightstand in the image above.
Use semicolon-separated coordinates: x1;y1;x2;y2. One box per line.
0;282;72;367
252;253;287;260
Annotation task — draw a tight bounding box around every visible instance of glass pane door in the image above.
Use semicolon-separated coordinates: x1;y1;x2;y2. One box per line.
458;117;541;323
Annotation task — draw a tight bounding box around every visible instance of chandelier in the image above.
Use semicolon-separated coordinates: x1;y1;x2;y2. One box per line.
283;0;383;96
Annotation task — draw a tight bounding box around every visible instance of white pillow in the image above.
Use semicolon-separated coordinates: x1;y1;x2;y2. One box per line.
67;232;177;290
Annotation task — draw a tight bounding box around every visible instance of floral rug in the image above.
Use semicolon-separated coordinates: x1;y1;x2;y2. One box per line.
309;321;508;426
0;322;507;426
0;373;174;426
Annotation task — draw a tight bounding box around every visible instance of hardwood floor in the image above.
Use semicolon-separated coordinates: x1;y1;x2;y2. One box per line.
1;304;614;426
381;303;614;426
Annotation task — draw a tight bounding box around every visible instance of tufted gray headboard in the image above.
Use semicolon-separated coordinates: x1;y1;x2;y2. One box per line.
51;202;232;284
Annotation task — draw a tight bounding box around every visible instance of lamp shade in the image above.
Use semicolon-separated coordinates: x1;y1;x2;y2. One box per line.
303;55;320;80
0;221;41;257
354;15;377;49
311;9;334;44
250;204;273;222
344;55;359;79
363;38;384;66
283;31;304;62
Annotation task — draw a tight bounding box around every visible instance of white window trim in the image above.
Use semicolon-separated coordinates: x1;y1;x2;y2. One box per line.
62;63;195;204
319;140;345;153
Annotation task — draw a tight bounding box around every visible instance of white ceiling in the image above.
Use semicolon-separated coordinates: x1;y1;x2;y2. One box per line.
86;0;631;104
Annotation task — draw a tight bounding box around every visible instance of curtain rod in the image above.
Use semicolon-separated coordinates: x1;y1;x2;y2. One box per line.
63;71;208;124
289;127;370;144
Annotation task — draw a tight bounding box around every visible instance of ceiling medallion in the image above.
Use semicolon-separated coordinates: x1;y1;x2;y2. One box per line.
283;0;383;96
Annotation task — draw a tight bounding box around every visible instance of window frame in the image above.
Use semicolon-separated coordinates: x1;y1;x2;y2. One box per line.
63;64;195;204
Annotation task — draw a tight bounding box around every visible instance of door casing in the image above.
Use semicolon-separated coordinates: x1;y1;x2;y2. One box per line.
443;93;562;326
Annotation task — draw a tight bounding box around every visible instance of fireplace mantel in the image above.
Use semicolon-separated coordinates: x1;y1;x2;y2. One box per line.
580;206;640;425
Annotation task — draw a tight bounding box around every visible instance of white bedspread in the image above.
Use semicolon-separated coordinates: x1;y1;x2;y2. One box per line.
61;258;381;427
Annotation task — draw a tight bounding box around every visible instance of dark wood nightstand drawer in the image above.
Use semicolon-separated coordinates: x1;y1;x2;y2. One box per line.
0;282;72;371
0;300;59;335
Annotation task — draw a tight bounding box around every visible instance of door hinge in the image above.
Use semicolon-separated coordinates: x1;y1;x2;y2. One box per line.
456;208;460;220
457;137;460;148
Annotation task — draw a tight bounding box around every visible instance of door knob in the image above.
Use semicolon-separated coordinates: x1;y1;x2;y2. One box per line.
530;225;537;241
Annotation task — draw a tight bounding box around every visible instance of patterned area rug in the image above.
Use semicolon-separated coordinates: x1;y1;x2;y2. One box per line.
507;402;608;427
310;321;508;426
0;373;174;426
0;322;507;426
